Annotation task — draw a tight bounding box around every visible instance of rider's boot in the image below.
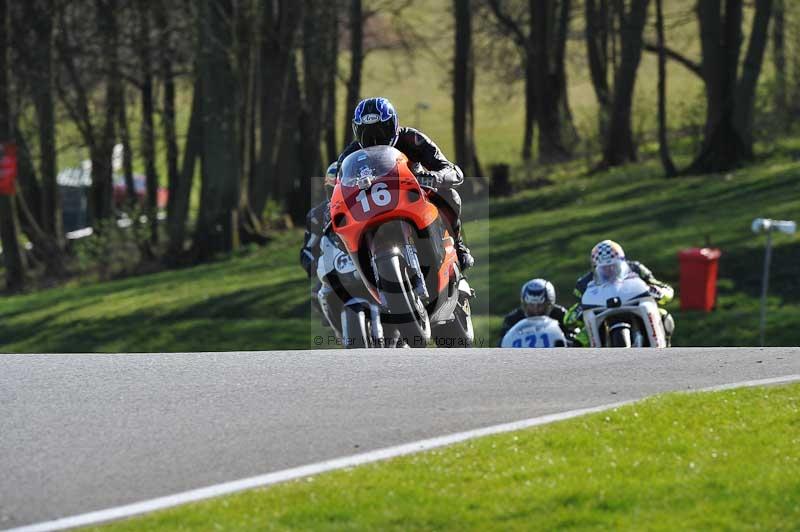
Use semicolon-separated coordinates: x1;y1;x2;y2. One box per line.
660;308;675;347
455;235;474;271
451;216;474;271
432;187;473;271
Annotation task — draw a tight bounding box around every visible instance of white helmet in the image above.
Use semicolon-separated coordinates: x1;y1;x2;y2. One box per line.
520;278;556;317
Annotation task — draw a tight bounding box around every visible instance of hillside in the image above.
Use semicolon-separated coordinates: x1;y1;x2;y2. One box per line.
3;135;798;351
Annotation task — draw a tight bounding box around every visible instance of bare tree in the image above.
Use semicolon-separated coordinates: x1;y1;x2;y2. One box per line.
55;0;120;224
600;0;650;168
193;0;239;257
20;0;61;241
771;0;787;130
686;0;773;174
153;0;180;228
341;0;363;148
166;76;201;262
137;0;159;247
250;0;303;218
453;0;478;176
0;0;24;291
585;0;611;138
655;0;676;176
486;0;576;162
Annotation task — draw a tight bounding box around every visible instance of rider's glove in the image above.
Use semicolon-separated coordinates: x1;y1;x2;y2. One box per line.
416;171;443;190
648;285;664;300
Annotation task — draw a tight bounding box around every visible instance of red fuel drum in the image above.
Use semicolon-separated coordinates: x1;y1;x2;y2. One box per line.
678;247;722;312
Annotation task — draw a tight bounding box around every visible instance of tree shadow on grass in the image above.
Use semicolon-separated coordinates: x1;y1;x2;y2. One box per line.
719;241;800;304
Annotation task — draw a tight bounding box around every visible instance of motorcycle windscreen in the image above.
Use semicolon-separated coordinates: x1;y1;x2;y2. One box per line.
339;146;403;222
594;260;630;284
339;145;404;187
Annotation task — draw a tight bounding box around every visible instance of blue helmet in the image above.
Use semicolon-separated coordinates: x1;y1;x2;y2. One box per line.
352;97;399;148
520;278;556;317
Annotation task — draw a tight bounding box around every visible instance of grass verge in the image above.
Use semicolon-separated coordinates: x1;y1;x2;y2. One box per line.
2;136;799;351
90;382;800;531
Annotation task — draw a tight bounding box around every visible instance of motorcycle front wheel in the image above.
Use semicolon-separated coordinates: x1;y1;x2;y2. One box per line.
609;324;632;347
375;254;430;348
341;305;370;348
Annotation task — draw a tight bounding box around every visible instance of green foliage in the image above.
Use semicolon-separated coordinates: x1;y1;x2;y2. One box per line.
91;383;800;531
70;211;153;281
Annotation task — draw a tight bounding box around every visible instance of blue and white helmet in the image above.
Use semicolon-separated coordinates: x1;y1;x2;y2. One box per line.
520;278;556;317
352;97;400;148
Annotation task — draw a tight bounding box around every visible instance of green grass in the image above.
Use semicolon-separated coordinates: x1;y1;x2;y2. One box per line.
0;230;320;352
90;382;800;531
3;0;799;351
2;135;799;351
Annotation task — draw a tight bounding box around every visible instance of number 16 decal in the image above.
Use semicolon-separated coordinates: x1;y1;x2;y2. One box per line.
356;182;392;212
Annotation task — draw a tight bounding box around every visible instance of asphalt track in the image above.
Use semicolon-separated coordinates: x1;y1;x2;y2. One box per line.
2;348;799;529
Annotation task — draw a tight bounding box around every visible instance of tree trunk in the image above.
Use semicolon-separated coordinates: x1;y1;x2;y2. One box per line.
234;0;267;246
294;0;324;225
453;0;477;176
29;0;61;242
522;60;536;161
166;76;201;262
13;127;42;229
154;0;179;226
771;0;786;129
138;0;159;246
602;0;650;167
117;87;137;206
92;0;119;224
12;133;66;278
194;0;239;258
655;0;676;176
342;0;363;147
585;0;611;138
734;0;773;153
687;0;772;174
534;0;572;163
0;0;24;291
252;0;303;217
323;1;339;164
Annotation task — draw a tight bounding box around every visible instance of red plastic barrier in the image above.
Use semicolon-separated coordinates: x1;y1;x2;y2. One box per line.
678;248;721;312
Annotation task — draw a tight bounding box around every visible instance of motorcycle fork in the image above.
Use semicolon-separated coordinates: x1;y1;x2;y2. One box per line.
398;222;428;301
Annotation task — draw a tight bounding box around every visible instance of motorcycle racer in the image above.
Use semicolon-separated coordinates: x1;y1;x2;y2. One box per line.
566;240;675;346
299;161;338;278
337;97;473;270
498;278;577;346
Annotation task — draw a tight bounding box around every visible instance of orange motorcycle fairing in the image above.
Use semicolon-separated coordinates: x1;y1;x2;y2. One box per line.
330;164;439;254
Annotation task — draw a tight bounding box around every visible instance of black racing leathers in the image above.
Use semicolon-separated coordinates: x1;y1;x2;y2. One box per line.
497;305;574;346
337;128;466;248
337;127;464;188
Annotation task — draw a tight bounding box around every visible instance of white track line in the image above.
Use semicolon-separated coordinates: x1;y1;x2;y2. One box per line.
8;374;800;532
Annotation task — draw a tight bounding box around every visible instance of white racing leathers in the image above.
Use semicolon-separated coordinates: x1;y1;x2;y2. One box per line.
500;315;568;348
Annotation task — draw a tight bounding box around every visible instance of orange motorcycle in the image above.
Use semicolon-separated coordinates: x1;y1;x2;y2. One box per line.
329;145;474;348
